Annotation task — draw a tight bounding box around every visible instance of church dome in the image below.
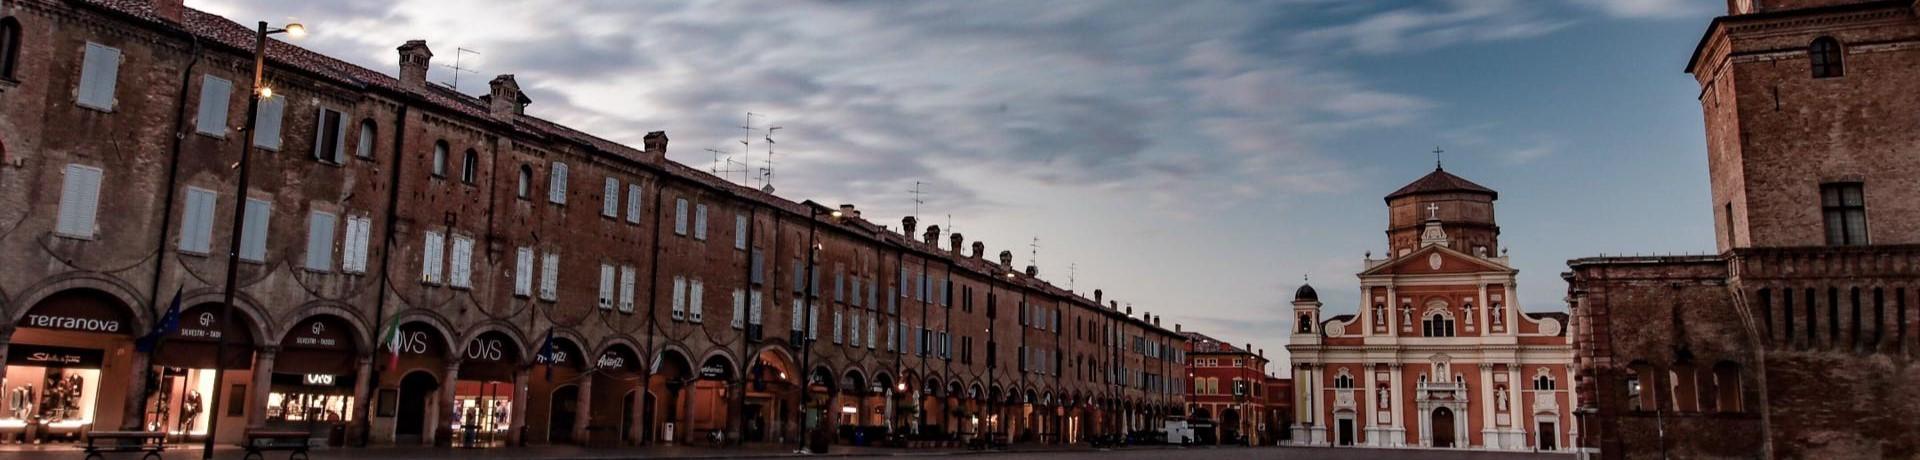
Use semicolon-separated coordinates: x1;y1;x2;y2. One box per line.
1294;283;1319;303
1384;167;1498;203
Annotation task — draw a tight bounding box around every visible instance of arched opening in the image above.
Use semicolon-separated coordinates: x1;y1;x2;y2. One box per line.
453;330;523;447
1810;36;1844;78
0;17;19;80
547;384;579;444
592;343;642;444
461;149;478;184
7;288;140;443
689;354;736;442
529;336;585;444
396;370;440;444
647;350;695;444
517;165;533;199
744;348;794;443
431;141;449;177
1423;312;1455;337
1713;361;1742;413
271;313;364;442
1430;407;1455;447
355;119;377;159
150;303;259;442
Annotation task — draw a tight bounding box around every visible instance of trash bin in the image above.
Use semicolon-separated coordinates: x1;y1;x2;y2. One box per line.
808;428;831;453
853;429;866;446
328;425;346;447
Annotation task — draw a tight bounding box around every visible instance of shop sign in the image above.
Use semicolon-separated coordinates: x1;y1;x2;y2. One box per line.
465;337;508;362
173;306;245;341
286;317;350;350
596;352;627;370
699;363;732;380
304;374;337;386
23;313;120;333
7;344;105;368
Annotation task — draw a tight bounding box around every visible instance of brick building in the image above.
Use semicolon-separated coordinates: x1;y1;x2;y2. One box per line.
1288;167;1575;451
1179;331;1274;445
0;0;1188;449
1566;1;1920;458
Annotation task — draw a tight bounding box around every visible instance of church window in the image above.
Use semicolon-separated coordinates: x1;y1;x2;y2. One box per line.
0;17;20;81
1809;37;1844;79
1713;362;1742;412
1298;314;1313;333
1821;183;1867;246
1423;313;1455;337
1534;374;1555;391
1781;288;1795;347
1333;373;1354;389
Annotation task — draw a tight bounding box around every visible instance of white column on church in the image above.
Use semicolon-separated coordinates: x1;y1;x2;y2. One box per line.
1388;363;1405;446
1477;283;1491;334
1385;287;1399;333
1479;363;1496;449
1505;284;1519;334
1364;363;1379;445
1508;364;1524;449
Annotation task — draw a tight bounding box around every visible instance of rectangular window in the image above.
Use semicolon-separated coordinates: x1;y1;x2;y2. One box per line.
750;249;765;285
420;231;444;284
343;216;371;274
77;43;120;110
598;264;616;310
834;310;844;344
254;95;286;150
735;214;749;250
732;289;747;329
514;247;534;297
540;252;559;301
619;266;636;313
749;290;763;325
602;178;620;217
178;187;217;253
848;311;859;346
851;278;864;307
549;162;569;204
313;107;346;163
194;75;232;136
304;211;336;271
835;268;846;303
672;276;688;321
868;315;878;349
55;164;105;239
791;298;804;333
625;184;643;224
449;235;473;288
1822;183;1868;246
693;203;709;240
674;198;689;235
239;198;271;262
689;279;705;322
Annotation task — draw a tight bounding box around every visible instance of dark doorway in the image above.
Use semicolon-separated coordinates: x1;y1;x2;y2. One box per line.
1431;408;1455;448
1538;421;1557;450
745;402;767;442
622;391;637;444
549;385;579;444
1222;408;1242;445
397;371;439;444
1336;418;1354;446
642;391;657;443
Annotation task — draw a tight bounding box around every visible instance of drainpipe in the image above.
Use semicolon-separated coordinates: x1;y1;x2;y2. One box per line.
357;101;409;446
134;32;202;429
639;175;665;444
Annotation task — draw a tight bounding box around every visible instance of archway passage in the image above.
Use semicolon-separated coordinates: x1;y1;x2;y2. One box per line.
647;350;695;444
548;385;579;444
396;371;440;444
1431;407;1455;448
744;349;794;443
591;343;642;445
689;354;736;442
8;288;141;440
150;302;258;442
528;337;586;445
454;330;524;448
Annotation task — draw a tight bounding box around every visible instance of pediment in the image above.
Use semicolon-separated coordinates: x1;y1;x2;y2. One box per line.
1361;244;1513;276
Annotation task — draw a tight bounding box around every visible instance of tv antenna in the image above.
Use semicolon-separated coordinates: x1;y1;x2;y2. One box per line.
909;181;927;221
706;147;746;182
1068;263;1077;291
761;126;782;192
1028;236;1040;268
441;47;480;91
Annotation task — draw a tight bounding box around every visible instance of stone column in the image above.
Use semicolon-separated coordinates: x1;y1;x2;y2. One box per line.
0;327;12;390
349;357;374;446
1388;363;1405;446
1507;364;1522;449
1385;288;1398;332
572;372;593;443
121;349;152;430
1477;284;1491;334
1363;364;1379;446
246;346;279;428
509;369;529;446
437;362;461;447
1479;363;1496;449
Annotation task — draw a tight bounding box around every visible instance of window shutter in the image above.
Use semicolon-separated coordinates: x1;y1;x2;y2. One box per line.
357;121;377;159
847;311;858;345
887;287;897;314
808;306;818;340
240;198;271;261
689;280;704;322
619;266;637;313
749;290;763;325
305;211;336;271
549;162;569;204
77;43;120;110
732;289;746;329
833;310;843;344
674;198;689;235
868;315;877;349
515;247;534;296
254;96;285;150
598;264;615;309
420;231;444;284
450;236;473;288
195;76;232;135
750;250;764;285
344;216;371;273
671;277;687;320
693;204;708;240
540;252;559;300
792;261;804;292
625;184;642;223
900;269;909;298
868;282;878;312
834;268;845;303
735;214;748;249
851;278;863;307
791;298;804;332
602;178;620;217
55;164;104;238
810;265;820;296
179;187;216;253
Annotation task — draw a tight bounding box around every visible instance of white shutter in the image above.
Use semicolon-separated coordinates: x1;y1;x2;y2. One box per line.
671;277;687;320
420;231;444;284
598;264;616;309
619;266;637;313
693;204;708;240
55;164;104;238
77;43;120;110
195;75;232;135
833;310;843;344
749;290;763;325
808;306;818;339
672;198;688;235
734;214;748;249
689;280;704;322
851;278;863;307
792;298;804;331
886;320;896;351
239;198;271;261
602;178;620;217
540;252;559;300
731;289;745;329
625;184;642;223
515;247;534;296
178;187;216;252
867;315;877;349
305;211;336;271
450;236;473;288
254;96;285;150
344;216;371;273
549;162;569;204
848;312;860;346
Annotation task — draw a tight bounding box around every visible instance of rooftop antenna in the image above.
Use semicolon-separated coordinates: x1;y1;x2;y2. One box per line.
909;181;926;221
741;112;757;185
1068;263;1077;291
1029;236;1040;267
706;147;745;180
1433;146;1445;170
440;47;480;91
761;126;782;191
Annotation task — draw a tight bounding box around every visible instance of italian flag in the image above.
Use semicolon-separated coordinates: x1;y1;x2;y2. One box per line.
378;315;404;370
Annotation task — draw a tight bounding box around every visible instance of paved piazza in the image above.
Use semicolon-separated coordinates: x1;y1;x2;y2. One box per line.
0;445;1567;460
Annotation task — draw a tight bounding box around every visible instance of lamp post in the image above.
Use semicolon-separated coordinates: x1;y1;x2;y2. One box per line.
794;205;839;453
203;20;304;460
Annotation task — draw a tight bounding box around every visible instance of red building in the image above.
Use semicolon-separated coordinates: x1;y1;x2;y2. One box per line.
1180;332;1273;445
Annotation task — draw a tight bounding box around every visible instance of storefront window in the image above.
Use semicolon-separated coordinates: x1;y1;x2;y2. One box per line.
2;344;105;437
268;373;355;424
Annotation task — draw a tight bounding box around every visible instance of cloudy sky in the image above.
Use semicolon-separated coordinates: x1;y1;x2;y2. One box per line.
192;0;1722;376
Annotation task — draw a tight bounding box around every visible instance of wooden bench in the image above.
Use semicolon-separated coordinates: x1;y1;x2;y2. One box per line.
82;431;165;460
242;430;312;460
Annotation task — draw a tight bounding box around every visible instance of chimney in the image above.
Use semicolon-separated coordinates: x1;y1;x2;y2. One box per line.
153;0;184;23
1109;300;1118;310
642;131;669;162
1175;323;1182;332
950;233;964;255
1246;343;1253;353
902;216;917;237
1025;265;1038;277
1153;316;1161;327
1259;349;1265;358
838;204;860;219
924;225;940;246
1126;305;1133;315
1094;289;1103;305
998;250;1013;268
486;74;529;119
397;40;433;89
971;242;985;259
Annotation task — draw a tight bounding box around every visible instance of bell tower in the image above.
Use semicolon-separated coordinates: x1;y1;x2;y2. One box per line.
1291;283;1322;337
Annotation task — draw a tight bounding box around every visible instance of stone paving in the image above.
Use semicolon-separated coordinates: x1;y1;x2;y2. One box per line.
0;443;1573;459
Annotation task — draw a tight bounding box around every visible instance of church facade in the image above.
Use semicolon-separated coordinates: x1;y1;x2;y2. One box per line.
1287;168;1575;451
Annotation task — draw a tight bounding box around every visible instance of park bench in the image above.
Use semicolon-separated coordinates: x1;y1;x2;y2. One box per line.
242;430;312;460
82;431;164;460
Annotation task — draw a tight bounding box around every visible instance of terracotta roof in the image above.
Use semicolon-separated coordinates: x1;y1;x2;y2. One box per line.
1384;167;1497;202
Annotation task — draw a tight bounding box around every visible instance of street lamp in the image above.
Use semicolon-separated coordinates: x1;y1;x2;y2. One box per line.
795;203;838;453
202;20;305;460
